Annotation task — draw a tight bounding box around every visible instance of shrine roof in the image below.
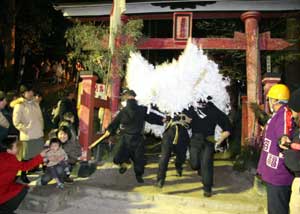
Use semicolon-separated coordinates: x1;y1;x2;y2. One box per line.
53;0;300;17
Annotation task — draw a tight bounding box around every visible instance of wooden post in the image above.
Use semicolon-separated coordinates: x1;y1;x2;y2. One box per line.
111;54;121;117
102;15;129;129
241;96;248;146
78;71;98;160
111;16;129;118
241;11;262;144
101;42;122;131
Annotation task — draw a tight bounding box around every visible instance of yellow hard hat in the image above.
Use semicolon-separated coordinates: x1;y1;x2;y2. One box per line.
267;84;290;101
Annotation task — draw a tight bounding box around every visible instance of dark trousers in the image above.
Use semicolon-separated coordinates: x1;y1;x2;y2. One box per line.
157;125;189;181
189;133;214;193
41;164;65;185
113;134;145;176
0;187;28;214
266;183;291;214
47;161;70;183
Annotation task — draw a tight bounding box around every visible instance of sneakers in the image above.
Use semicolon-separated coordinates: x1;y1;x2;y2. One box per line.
64;167;71;176
156;179;165;188
135;175;144;183
203;191;212;197
176;169;182;177
56;183;64;189
119;167;127;174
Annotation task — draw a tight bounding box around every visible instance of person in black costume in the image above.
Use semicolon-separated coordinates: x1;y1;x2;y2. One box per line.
185;99;231;197
107;89;163;183
156;113;191;188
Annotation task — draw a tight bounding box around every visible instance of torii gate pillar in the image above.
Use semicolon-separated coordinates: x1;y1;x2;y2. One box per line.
241;11;262;144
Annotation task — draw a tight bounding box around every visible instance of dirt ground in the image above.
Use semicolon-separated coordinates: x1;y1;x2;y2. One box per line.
19;159;266;214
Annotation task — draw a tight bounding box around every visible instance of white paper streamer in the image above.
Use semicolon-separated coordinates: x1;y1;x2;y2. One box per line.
126;41;231;138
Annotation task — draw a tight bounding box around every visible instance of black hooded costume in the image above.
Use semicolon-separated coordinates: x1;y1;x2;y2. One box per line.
107;98;163;180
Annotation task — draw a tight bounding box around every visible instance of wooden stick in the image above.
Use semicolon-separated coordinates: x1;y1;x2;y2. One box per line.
88;131;110;149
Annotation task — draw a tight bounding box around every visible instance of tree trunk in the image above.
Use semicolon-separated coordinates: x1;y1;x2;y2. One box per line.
3;0;16;72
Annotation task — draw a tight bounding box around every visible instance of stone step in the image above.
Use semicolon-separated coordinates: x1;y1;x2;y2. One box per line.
20;185;79;213
20;184;264;214
19;161;266;214
83;186;263;213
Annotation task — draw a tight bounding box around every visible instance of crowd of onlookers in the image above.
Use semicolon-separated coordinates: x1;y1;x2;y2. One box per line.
0;84;82;214
35;58;79;84
9;57;81;87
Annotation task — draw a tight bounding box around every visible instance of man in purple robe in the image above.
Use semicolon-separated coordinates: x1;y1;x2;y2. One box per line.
257;84;295;214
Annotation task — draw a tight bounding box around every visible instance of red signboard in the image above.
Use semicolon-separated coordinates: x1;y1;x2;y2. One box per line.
173;12;193;41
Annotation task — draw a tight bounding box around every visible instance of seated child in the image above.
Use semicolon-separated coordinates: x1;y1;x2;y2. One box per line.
42;138;70;189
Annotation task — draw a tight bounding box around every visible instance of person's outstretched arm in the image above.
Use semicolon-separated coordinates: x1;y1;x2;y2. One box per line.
6;149;48;171
7;155;43;171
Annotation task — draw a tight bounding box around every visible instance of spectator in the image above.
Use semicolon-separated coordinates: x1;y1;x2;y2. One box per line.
35;91;53;131
1;91;18;138
52;88;78;133
32;64;40;81
0;91;9;143
40;59;51;81
0;137;47;214
59;112;77;142
13;84;44;183
57;126;81;171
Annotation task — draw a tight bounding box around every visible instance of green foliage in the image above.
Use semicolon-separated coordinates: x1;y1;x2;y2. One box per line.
261;51;300;73
197;18;246;83
0;0;68;88
233;145;261;171
196;18;298;83
65;22;110;78
65;19;143;79
16;1;50;55
117;19;143;77
122;19;144;42
206;50;246;84
195;19;243;38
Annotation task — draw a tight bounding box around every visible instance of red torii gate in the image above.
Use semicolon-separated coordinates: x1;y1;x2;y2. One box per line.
79;11;292;160
138;31;290;50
